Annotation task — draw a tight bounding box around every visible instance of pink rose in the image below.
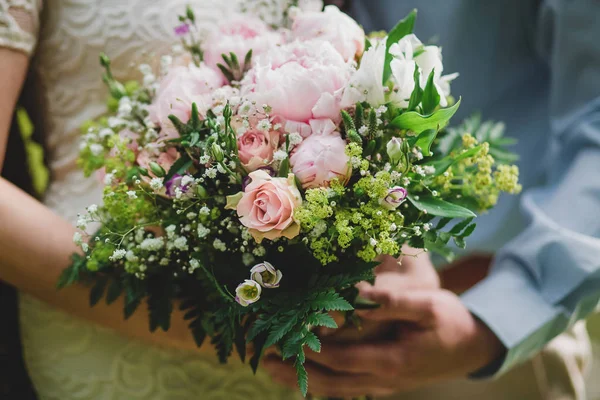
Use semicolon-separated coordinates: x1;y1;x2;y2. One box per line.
148;64;224;139
241;40;351;133
290;122;351;189
204;15;283;79
237;128;281;172
292;5;365;62
227;170;302;243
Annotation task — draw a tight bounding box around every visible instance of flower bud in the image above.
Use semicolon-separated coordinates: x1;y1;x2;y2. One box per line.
149;162;166;177
235;280;262;307
250;261;282;288
386;138;403;163
380;186;408;210
211;143;225;163
196;185;208;199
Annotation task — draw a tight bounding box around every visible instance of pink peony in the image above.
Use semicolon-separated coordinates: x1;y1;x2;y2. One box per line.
291;5;365;62
290;122;351;189
227;170;302;243
241;40;351;134
237;128;281;172
203;15;283;78
148;64;224;139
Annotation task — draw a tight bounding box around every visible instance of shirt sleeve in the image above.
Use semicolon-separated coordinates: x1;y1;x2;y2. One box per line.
461;0;600;377
0;0;42;56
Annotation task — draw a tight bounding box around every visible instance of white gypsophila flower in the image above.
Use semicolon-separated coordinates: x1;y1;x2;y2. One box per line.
165;224;176;239
143;73;156;86
205;168;218;179
310;220;328;238
390;223;398;232
241;229;253;241
159;258;169;266
87;204;98;214
160;55;173;72
288;132;303;146
252;246;266;257
216;164;227;174
235;279;261;307
423;166;436;175
127;191;138;199
181;175;194;187
250;261;282;288
174;237;189;251
186;212;197;220
197;224;210;238
273;150;288;162
80;243;89;253
257;118;272;132
126;250;139;262
199;155;211;164
369;238;378;247
174;187;183;199
140;237;164;251
213;238;227;252
212;105;225;116
103;173;115;186
242;253;256;267
403;177;410;185
199;206;211;216
150;177;163;190
423;223;431;231
118;102;132;116
99;128;113;140
108;117;125;128
73;232;83;245
189;258;200;272
89;144;103;156
109;249;127;261
358;126;368;135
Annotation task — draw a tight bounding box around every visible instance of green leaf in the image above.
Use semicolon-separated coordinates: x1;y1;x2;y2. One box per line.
421;69;441;114
295;359;309;397
427;144;482;176
304;331;321;353
459;223;477;238
243;49;253;68
453;236;466;249
391;98;461;133
164;154;193;182
423;238;455;262
383;10;417;84
264;316;298;348
105;278;123;305
306;313;338;329
408;195;476;218
341;110;356;133
414;129;438;156
407;65;423;111
308;291;354;312
449;217;474;235
190;102;202;132
89;276;108;307
278;158;290;177
167;114;190;136
364;37;372;52
247;317;272;342
435;217;452;230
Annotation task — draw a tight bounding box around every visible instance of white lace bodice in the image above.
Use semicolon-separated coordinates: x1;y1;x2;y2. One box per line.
1;1;310;398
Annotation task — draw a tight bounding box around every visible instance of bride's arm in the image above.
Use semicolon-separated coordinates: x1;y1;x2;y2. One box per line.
0;48;209;354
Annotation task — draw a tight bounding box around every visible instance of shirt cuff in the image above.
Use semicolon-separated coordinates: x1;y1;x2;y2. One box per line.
461;257;569;377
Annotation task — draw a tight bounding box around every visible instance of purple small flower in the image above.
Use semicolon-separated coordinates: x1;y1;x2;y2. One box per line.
174;23;190;36
165;174;191;197
380;186;408;210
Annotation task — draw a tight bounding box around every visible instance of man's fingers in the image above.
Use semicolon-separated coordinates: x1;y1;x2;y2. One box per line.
356;290;437;324
263;355;396;398
303;340;404;376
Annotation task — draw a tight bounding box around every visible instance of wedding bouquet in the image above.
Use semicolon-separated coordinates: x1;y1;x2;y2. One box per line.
59;4;521;396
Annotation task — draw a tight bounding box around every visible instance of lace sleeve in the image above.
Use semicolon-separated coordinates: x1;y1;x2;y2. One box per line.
0;0;42;56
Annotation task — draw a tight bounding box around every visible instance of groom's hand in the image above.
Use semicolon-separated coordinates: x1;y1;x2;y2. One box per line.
264;290;505;398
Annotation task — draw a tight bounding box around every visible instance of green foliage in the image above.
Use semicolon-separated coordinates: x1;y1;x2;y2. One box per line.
421;70;441;114
391;98;461;133
407;195;476;218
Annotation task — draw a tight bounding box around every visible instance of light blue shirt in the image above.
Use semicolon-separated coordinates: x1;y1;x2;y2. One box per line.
353;0;600;375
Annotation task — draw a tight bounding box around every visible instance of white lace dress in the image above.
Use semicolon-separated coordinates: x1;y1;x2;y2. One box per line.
1;0;304;398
